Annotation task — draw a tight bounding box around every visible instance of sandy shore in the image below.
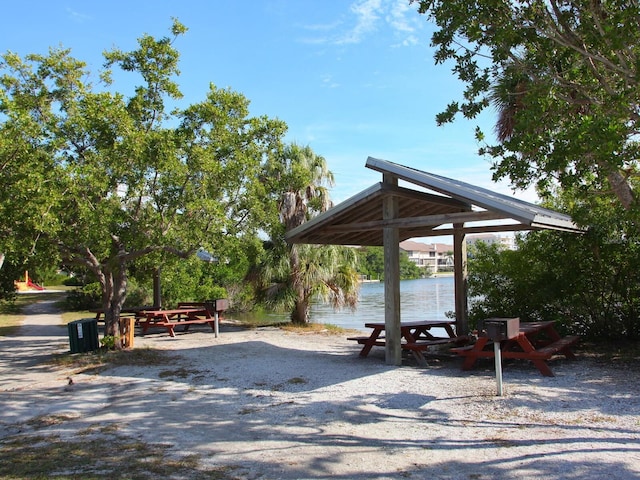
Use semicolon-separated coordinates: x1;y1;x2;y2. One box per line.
1;298;640;479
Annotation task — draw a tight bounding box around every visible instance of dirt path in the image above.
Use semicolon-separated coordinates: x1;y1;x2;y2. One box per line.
2;298;640;479
0;298;70;394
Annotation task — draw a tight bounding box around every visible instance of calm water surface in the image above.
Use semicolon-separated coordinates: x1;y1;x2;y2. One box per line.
309;276;455;331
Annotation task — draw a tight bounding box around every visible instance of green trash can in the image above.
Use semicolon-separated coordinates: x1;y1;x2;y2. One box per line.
68;319;99;353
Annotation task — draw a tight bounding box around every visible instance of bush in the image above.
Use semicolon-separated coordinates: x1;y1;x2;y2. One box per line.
64;282;102;311
123;277;153;307
468;228;640;341
160;256;228;307
62;276;84;287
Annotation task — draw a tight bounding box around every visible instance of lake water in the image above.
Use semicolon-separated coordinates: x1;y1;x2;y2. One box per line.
309;275;455;332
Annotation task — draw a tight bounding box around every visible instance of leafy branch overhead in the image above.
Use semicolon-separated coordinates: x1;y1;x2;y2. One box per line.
414;0;640;211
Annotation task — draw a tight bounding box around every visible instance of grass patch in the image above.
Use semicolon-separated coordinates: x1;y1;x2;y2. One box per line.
0;432;237;479
0;295;32;335
229;312;353;335
280;322;349;335
60;310;94;325
50;347;174;374
0;320;21;336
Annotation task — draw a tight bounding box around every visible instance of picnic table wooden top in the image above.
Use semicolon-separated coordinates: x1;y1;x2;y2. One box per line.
364;320;455;329
350;320;464;366
140;308;206;316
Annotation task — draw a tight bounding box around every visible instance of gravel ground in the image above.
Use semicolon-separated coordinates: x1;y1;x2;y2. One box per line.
1;298;640;479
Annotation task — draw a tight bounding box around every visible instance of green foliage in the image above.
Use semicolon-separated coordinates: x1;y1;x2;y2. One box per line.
122;276;153;308
62;275;84;287
0;260;21;301
65;282;102;311
100;335;119;350
400;251;424;279
357;247;384;280
468;224;640;340
257;242;360;323
414;1;640;210
357;246;425;280
32;265;68;286
158;235;262;308
160;256;228;307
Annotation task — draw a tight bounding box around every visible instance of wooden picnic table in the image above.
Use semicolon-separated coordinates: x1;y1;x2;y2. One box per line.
348;320;469;366
451;320;579;377
138;308;218;338
91;306;161;323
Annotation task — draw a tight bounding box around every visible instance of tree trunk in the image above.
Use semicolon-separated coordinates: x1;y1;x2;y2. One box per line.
606;169;635;210
101;260;128;349
291;297;309;324
288;244;309;324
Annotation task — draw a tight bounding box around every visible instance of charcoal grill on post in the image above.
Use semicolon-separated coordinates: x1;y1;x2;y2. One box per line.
479;318;520;396
204;299;229;337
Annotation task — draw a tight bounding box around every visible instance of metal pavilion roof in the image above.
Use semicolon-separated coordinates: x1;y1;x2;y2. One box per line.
286;157;583;246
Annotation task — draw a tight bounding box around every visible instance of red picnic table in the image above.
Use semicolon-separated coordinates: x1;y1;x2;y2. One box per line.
138;308;218;338
348;320;470;366
91;306;161;323
451;320;579;376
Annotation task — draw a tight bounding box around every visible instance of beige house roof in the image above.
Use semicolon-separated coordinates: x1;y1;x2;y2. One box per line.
399;240;453;254
399;240;435;252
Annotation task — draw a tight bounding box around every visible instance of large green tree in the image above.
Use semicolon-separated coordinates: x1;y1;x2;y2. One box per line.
414;1;640;211
0;48;63;297
0;21;286;338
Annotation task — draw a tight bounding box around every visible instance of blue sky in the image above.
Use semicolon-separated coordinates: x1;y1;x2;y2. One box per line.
2;1;533;216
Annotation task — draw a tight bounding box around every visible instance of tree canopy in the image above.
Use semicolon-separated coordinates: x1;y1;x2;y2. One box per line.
414;0;640;212
0;20;287;337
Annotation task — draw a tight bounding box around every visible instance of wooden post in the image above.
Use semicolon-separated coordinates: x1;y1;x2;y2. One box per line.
153;268;162;308
383;174;401;366
119;317;135;349
453;224;469;334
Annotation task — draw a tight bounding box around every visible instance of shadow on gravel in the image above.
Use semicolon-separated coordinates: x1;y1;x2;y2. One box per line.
3;300;640;479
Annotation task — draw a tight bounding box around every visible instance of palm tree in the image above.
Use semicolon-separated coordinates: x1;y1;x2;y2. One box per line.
278;144;334;231
489;68;529;143
261;242;360;323
260;143;360;324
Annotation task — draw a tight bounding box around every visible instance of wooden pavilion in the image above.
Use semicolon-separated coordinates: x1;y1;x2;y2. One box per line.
285;157;584;366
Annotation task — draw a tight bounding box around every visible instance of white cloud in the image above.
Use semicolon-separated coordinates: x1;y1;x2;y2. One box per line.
387;0;416;33
321;74;340;88
300;0;423;47
336;0;383;44
66;8;92;23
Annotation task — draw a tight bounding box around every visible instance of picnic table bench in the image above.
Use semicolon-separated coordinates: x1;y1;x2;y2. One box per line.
348;320;470;366
138;308;218;338
450;320;579;377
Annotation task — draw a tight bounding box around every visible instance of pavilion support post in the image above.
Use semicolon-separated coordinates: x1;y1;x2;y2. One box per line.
153;268;162;308
453;224;469;334
383;174;401;366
